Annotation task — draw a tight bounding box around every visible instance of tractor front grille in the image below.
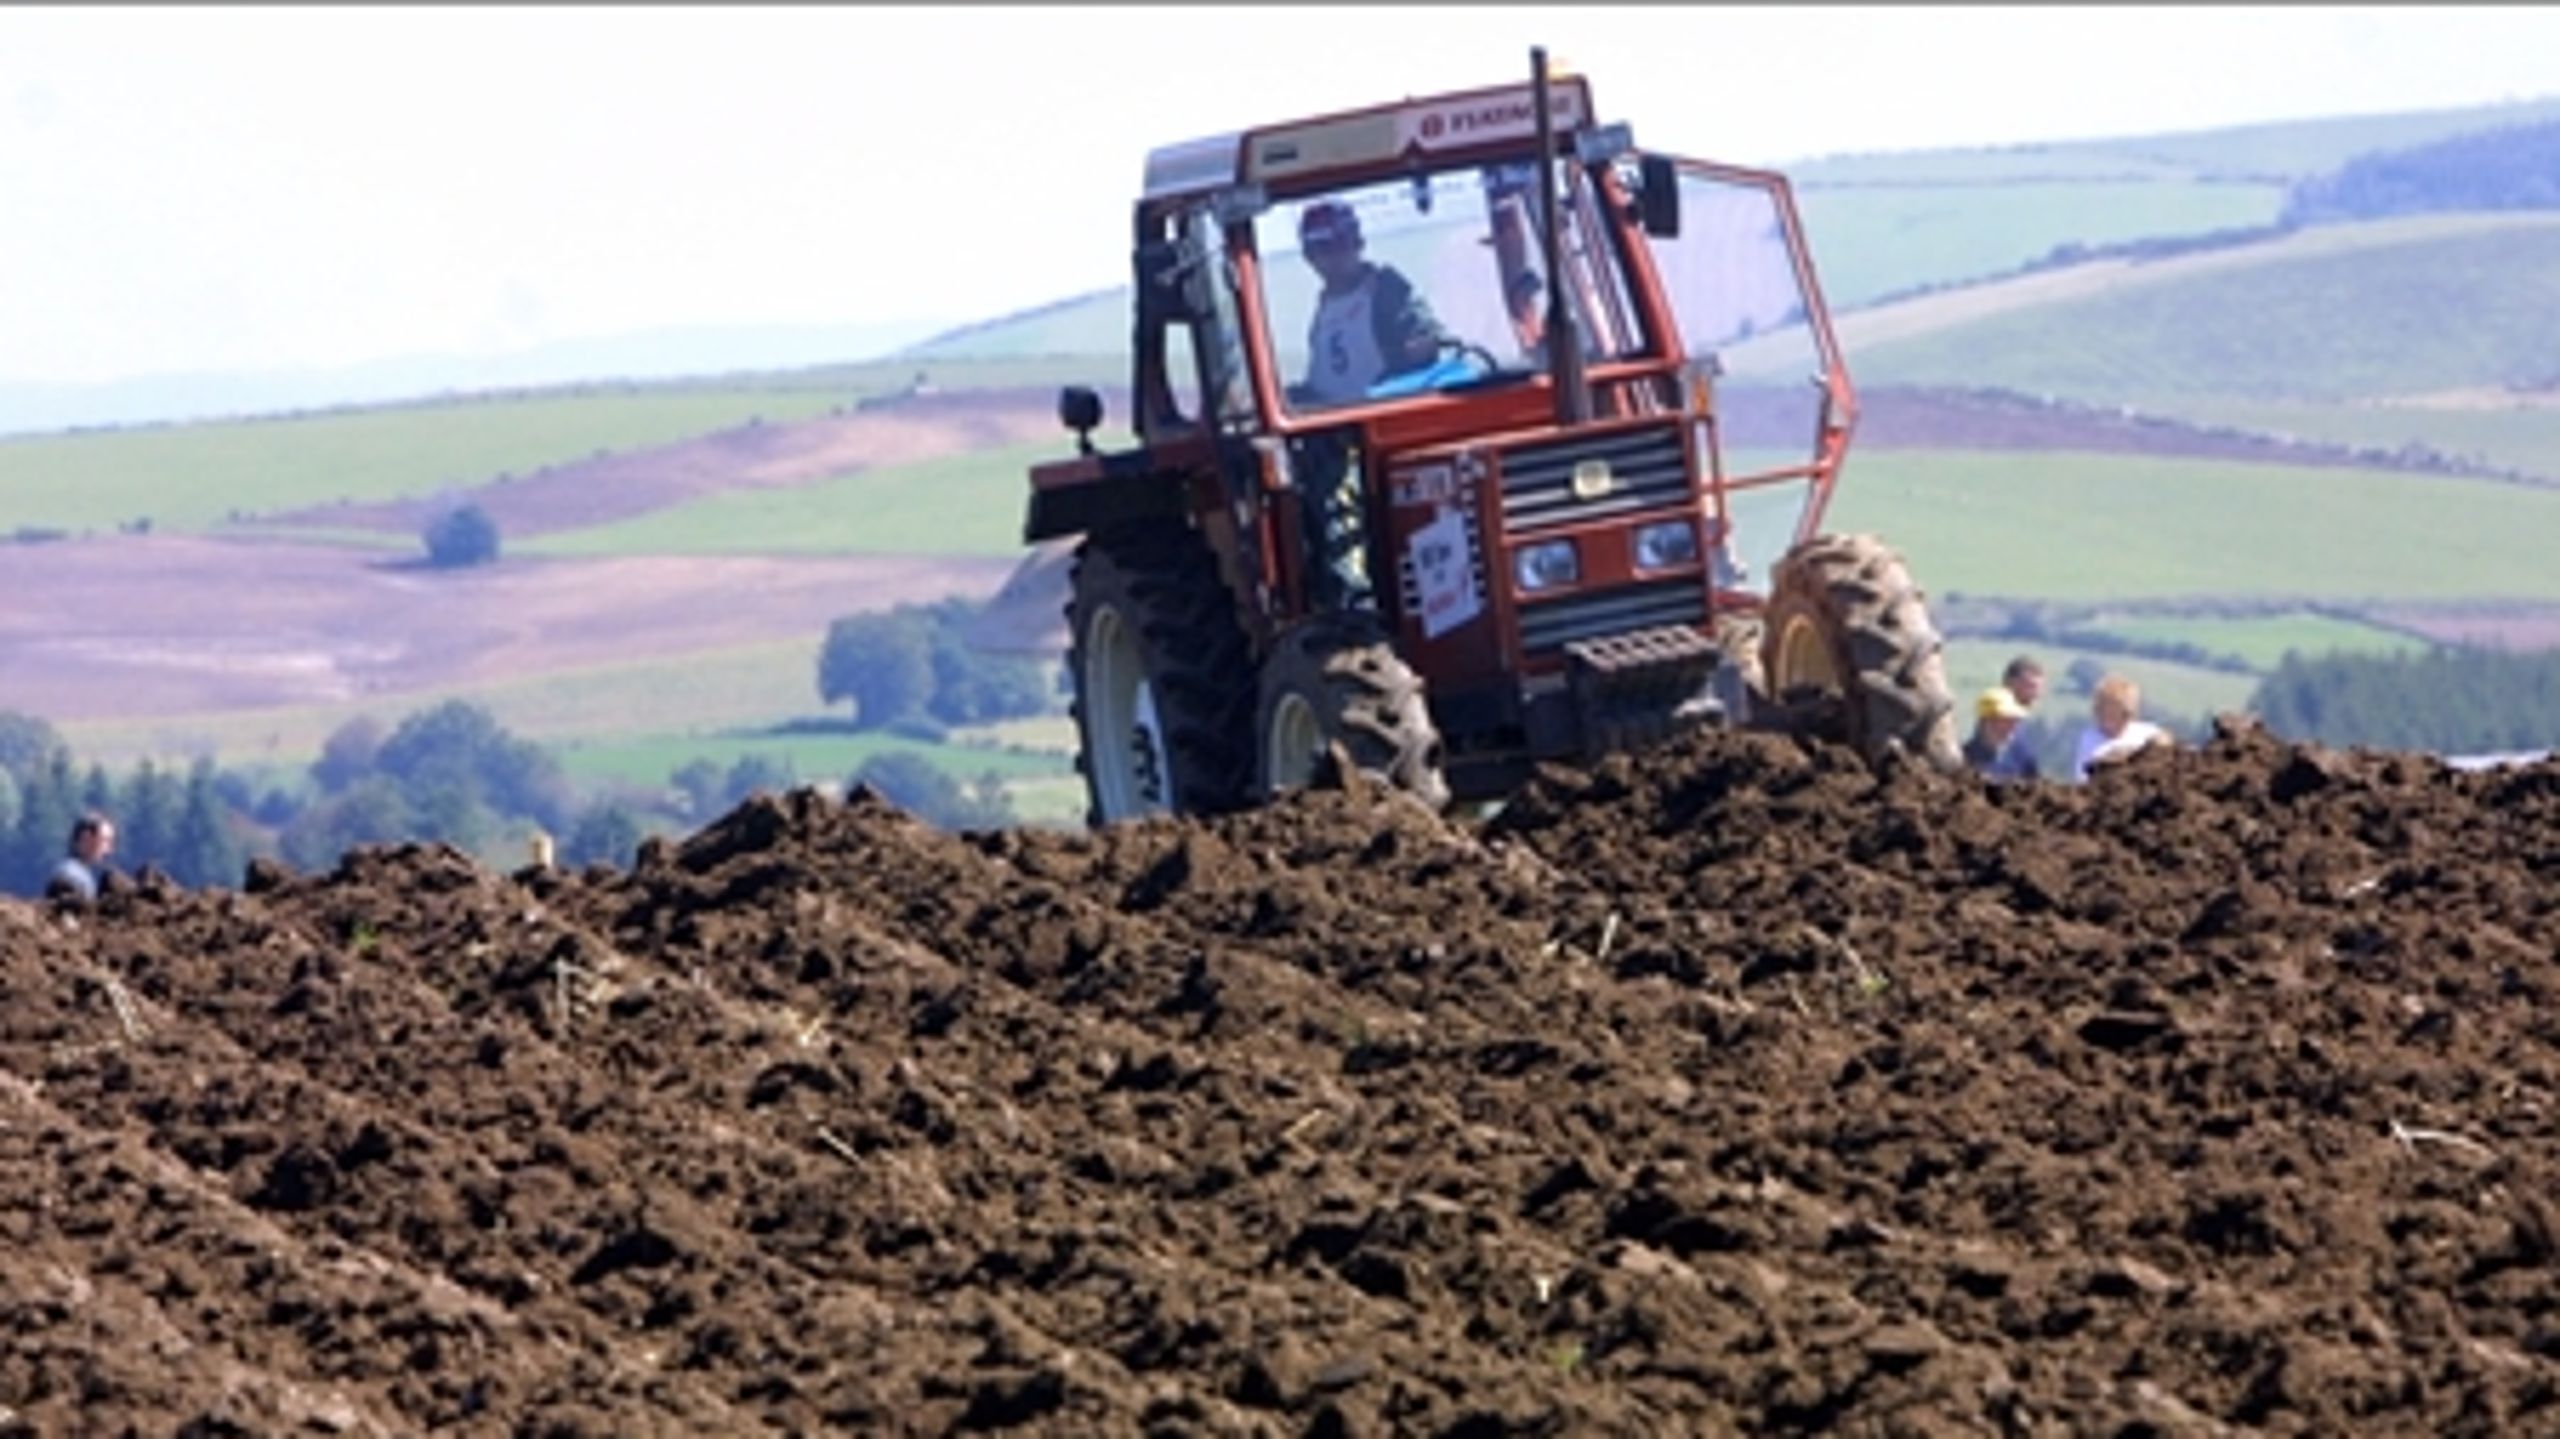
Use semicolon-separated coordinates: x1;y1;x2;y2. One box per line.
1518;579;1708;658
1499;423;1689;530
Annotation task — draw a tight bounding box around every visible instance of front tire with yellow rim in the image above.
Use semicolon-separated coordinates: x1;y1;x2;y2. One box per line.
1761;533;1963;773
1253;613;1449;810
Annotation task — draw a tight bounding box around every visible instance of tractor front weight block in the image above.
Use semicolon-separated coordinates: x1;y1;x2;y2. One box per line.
1562;625;1725;759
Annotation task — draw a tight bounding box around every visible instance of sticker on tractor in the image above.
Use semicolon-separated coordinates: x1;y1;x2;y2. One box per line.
1410;506;1481;639
1392;462;1460;509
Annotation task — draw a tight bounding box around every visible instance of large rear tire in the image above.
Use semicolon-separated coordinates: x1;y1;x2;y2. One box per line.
1254;614;1450;811
1068;523;1255;824
1761;534;1963;772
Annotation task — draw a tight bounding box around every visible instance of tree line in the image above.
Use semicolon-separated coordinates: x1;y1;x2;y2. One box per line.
3;696;1041;899
2250;645;2560;754
2282;120;2560;227
2;594;1067;897
0;714;247;893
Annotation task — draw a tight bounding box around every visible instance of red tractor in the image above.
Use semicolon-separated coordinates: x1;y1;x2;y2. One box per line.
1027;51;1959;823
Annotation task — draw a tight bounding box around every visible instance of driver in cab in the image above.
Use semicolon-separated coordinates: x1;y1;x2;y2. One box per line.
1297;200;1447;405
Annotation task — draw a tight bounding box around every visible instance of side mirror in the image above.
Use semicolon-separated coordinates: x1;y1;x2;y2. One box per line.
1058;385;1104;455
1639;154;1680;239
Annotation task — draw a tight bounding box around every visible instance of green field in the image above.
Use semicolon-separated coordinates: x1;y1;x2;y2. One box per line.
2090;612;2429;669
554;729;1070;791
1848;215;2560;403
1787;150;2203;187
908;296;1126;362
1798;179;2284;309
523;440;1063;559
1824;448;2560;604
2043;97;2560;181
0;388;871;535
2144;397;2560;480
0;355;1126;539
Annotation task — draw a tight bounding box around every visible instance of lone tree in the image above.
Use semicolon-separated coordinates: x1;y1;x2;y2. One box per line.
424;503;501;568
817;611;935;727
816;600;1056;730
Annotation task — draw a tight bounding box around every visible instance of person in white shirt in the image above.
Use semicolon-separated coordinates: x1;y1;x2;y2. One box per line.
1295;201;1446;405
2072;673;2171;780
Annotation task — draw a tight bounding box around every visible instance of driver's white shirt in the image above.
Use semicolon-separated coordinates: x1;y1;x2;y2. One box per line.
1305;272;1386;404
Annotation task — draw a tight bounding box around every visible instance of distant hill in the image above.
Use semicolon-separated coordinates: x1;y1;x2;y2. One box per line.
2284;119;2560;224
1787;94;2560;184
0;318;952;440
1840;213;2560;404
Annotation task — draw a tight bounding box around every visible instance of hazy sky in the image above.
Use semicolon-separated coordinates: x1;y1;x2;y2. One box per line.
5;5;2558;386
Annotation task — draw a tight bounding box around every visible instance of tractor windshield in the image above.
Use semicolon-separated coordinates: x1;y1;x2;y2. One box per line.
1256;161;1646;416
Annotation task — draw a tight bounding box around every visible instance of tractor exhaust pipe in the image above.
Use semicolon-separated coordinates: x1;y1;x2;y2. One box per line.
1531;46;1592;427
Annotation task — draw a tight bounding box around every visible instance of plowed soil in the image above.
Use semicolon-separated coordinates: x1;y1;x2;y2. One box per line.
5;723;2558;1436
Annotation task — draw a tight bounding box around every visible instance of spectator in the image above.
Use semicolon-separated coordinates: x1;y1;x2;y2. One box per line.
1963;686;2039;781
2072;674;2171;780
2001;654;2045;713
47;810;116;902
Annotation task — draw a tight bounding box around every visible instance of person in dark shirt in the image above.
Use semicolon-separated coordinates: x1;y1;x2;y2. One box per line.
47;811;116;901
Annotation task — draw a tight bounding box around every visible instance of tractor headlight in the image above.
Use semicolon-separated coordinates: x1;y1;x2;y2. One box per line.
1634;519;1700;570
1514;539;1580;593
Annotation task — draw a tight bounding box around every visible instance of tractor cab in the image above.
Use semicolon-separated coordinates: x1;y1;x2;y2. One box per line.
1029;57;1955;824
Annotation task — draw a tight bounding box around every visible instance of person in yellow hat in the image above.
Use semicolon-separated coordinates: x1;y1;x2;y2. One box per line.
1963;684;2040;780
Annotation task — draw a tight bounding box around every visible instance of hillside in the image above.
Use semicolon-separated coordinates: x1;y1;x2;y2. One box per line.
1838;214;2560;405
1787;93;2560;184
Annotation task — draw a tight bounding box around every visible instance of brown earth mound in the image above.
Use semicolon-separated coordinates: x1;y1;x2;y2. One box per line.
5;724;2557;1435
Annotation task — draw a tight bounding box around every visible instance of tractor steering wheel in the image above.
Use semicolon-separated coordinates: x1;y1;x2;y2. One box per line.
1439;336;1504;376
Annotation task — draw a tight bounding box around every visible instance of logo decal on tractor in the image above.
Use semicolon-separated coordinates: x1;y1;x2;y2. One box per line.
1398;86;1588;154
1571;458;1615;501
1392;462;1459;509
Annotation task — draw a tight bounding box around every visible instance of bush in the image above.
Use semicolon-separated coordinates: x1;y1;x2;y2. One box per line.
312;715;386;793
816;599;1058;731
565;802;644;869
424;504;501;568
850;752;1014;831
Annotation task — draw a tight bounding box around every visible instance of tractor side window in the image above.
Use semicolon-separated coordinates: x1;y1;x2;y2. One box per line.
1189;210;1255;426
1640;167;1841;580
1644;174;1823;446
